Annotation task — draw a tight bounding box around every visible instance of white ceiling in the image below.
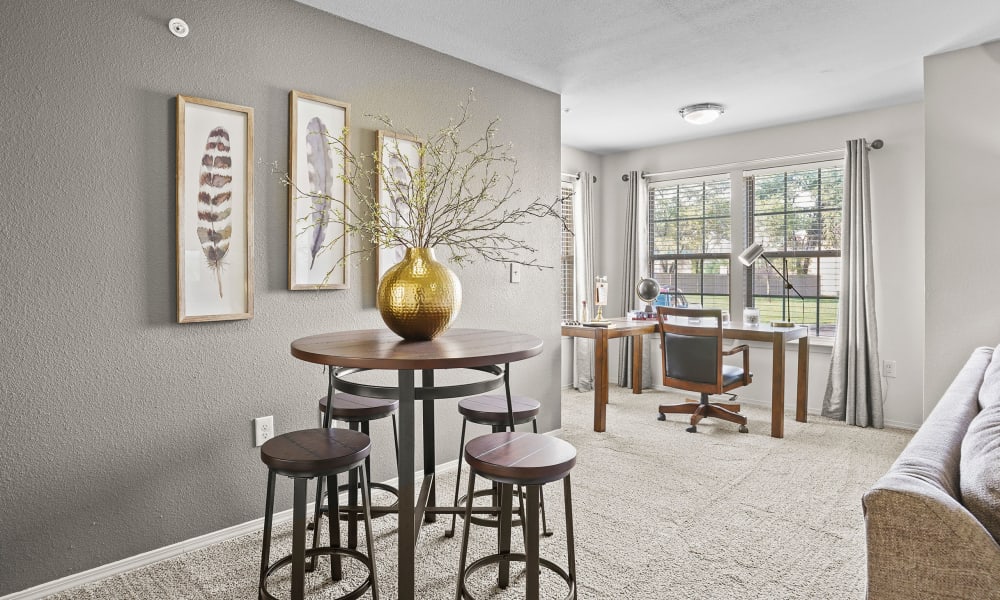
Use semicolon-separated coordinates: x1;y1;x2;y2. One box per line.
297;0;1000;155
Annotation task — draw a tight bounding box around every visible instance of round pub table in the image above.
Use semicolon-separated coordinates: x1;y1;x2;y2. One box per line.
290;328;544;600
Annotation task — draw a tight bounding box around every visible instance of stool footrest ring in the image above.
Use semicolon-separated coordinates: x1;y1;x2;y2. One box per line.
458;552;575;600
317;482;400;522
455;488;527;529
260;546;374;600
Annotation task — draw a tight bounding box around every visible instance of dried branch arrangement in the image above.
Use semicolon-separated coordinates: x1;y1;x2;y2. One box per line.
283;89;566;278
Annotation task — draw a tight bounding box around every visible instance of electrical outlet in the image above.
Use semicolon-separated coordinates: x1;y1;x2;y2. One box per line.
254;416;274;447
883;360;897;378
510;263;521;283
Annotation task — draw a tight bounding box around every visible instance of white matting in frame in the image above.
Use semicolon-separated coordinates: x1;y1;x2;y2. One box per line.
289;91;350;290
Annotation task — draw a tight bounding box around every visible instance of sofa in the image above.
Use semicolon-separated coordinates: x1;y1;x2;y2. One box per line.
863;346;1000;599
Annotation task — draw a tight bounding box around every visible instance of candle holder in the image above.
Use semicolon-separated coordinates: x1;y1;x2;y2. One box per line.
592;276;609;322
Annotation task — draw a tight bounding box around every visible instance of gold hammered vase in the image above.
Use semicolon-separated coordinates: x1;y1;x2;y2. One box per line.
377;247;462;340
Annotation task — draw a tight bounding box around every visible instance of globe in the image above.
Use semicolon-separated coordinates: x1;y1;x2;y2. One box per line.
636;277;659;313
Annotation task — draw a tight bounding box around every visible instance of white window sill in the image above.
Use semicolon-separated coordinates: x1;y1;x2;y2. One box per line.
740;335;833;353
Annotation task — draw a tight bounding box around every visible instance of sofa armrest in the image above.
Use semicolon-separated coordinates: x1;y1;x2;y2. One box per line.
863;480;1000;599
862;346;1000;599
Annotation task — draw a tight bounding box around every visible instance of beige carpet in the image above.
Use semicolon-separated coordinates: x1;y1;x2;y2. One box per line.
46;387;913;599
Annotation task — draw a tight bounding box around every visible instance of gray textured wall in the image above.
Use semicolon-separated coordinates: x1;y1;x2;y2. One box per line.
0;0;561;594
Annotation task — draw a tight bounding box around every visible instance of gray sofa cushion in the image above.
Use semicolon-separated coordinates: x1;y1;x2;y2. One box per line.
977;344;1000;410
961;400;1000;544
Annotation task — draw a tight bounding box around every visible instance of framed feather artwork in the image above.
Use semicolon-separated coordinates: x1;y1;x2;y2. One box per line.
288;91;350;290
376;130;424;280
175;95;254;323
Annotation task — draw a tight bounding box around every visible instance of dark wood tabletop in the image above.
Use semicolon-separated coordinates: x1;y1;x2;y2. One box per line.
291;328;544;370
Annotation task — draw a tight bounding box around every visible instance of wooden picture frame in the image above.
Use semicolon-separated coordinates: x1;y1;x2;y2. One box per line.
288;90;350;290
376;130;423;279
176;95;254;323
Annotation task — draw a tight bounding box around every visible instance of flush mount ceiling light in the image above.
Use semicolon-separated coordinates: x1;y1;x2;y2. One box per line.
679;103;725;125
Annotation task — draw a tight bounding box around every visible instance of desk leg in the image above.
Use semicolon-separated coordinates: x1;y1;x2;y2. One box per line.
397;369;415;600
421;369;436;523
632;334;643;395
771;337;786;439
593;330;609;432
796;336;809;423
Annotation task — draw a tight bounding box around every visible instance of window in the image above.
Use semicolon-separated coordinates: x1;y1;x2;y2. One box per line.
745;161;843;337
560;177;575;322
647;174;731;310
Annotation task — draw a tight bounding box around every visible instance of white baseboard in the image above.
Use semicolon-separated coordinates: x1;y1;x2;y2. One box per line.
1;430;564;600
2;509;290;600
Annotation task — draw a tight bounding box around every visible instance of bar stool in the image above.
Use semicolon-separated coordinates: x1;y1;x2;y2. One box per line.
310;393;399;566
445;394;551;538
258;428;379;600
455;431;578;600
315;393;400;515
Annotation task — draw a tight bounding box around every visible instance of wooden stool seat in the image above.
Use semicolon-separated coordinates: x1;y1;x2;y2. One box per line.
319;394;399;421
465;431;576;486
456;431;578;600
261;428;370;478
457;394;540;425
258;428;378;600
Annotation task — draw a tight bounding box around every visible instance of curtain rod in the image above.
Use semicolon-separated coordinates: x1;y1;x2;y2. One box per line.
562;172;597;183
623;138;884;181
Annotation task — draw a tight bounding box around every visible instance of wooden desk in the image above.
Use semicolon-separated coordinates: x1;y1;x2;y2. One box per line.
561;318;809;438
290;328;543;600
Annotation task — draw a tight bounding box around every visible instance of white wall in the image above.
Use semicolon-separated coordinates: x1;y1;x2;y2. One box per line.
582;102;925;429
925;40;1000;416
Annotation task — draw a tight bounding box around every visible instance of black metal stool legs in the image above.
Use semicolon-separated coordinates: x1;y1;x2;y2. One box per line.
532;419;553;538
258;470;276;600
358;463;380;599
454;470;478;600
328;473;342;581
525;484;540;598
445;417;469;538
497;483;514;588
563;474;578;600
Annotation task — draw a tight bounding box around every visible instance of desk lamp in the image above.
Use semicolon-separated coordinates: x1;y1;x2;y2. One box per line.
738;242;804;328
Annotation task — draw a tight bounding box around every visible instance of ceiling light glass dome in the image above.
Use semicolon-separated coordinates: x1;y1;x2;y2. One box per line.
679;103;725;125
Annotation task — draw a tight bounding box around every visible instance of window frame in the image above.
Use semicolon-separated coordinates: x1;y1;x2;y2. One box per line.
647;173;733;311
744;159;844;337
643;150;844;340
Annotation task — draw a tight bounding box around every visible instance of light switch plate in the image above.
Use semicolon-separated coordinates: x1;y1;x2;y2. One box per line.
510;263;521;283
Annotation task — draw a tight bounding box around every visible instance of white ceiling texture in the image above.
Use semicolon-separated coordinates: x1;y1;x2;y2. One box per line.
297;0;1000;154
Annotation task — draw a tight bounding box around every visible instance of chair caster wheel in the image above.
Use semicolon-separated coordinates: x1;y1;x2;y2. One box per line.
443;530;454;539
657;413;665;421
739;425;749;433
685;425;697;433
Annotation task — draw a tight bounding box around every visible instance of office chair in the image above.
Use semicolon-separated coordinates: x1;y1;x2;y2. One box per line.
655;306;751;433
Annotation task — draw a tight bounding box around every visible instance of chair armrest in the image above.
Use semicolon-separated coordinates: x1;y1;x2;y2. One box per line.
723;344;751;383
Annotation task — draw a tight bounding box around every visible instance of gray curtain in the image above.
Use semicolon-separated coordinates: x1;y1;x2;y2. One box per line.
617;171;654;389
573;172;596;391
823;139;883;427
